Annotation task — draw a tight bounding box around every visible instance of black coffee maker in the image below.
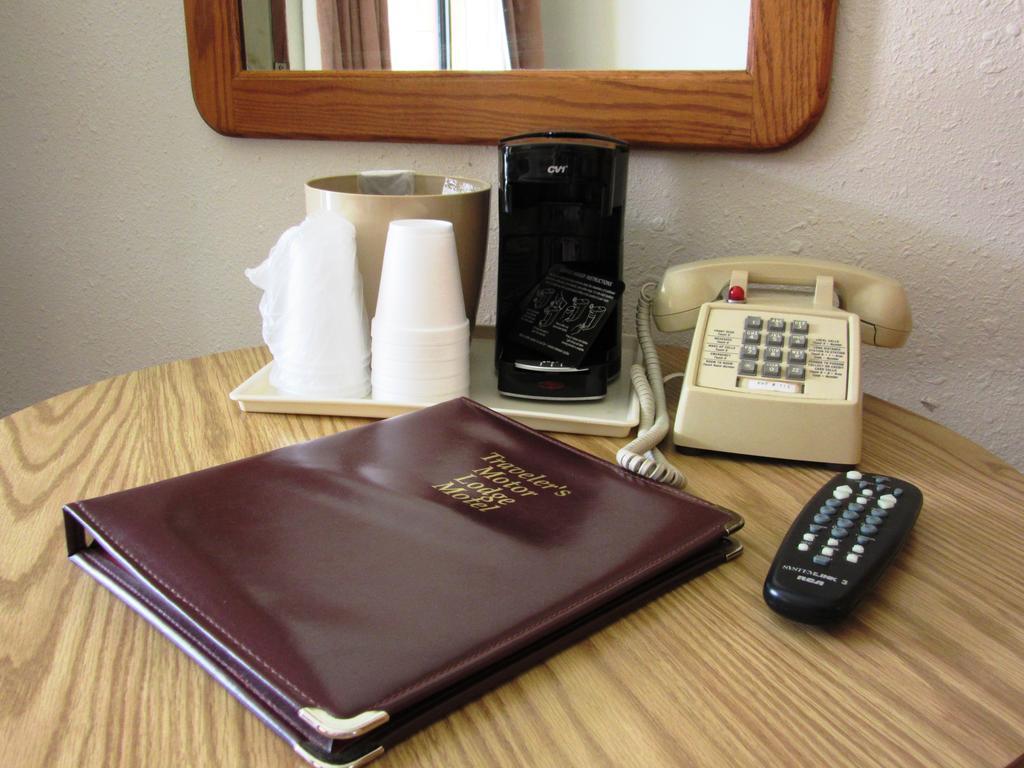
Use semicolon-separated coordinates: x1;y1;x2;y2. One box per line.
495;131;629;400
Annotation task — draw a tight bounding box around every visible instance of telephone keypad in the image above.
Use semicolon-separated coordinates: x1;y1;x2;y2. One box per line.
713;308;849;400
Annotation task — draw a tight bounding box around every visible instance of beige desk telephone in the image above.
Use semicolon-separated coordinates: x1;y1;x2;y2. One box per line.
617;256;911;485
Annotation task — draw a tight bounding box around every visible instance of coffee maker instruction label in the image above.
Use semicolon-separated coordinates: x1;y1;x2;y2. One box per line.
512;265;623;366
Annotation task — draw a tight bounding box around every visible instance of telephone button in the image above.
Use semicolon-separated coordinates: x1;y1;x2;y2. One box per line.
743;330;761;344
740;345;759;360
738;360;758;376
764;347;782;362
787;365;806;380
744;316;763;329
791;320;809;334
768;318;786;332
788;349;807;364
789;335;808;349
766;332;785;347
763;363;781;378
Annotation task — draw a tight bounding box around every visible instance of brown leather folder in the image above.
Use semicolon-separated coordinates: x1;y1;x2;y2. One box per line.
64;398;743;767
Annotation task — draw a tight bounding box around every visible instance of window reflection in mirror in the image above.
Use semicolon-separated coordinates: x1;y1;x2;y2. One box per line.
239;0;751;73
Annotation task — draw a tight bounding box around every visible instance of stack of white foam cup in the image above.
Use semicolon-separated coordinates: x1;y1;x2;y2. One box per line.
371;219;470;403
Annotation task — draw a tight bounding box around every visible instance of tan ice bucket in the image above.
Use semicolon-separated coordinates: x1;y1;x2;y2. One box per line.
305;174;491;323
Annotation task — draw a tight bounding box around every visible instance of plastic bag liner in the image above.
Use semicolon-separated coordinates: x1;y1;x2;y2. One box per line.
354;170;475;196
245;210;370;398
356;170;415;195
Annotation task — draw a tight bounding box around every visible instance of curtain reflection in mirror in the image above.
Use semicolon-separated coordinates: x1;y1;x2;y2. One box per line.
243;0;538;71
241;0;748;72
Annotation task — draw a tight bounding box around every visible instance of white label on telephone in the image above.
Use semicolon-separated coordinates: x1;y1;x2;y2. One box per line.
744;379;802;394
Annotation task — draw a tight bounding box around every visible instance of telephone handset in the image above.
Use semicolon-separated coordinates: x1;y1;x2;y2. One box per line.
617;256;911;483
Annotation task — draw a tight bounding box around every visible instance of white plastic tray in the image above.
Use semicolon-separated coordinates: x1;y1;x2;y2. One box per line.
230;336;640;437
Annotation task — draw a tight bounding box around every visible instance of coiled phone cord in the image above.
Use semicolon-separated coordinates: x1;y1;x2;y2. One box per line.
616;284;687;488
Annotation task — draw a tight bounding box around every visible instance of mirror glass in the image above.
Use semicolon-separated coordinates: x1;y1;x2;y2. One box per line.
240;0;751;72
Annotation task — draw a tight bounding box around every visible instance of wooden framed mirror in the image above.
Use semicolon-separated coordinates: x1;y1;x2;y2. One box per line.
184;0;836;149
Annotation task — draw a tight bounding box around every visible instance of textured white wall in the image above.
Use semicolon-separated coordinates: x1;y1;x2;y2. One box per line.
1;2;1021;468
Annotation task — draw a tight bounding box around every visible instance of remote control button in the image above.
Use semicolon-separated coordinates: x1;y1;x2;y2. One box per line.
865;515;884;526
827;537;841;547
814;514;832;524
819;506;836;516
835;484;853;494
791;319;809;334
803;533;817;542
833;490;851;501
846;471;863;480
858;480;870;489
855;496;868;505
741;345;760;360
830;527;849;539
745;316;763;329
851;544;865;554
836;518;854;529
841;510;860;521
743;330;762;344
764;347;783;362
825;498;842;508
766;332;785;347
768;318;786;332
877;498;896;510
856;535;872;544
847;502;865;513
860;524;879;535
862;488;874;497
878;493;898;505
876;484;891;493
789;334;808;349
809;524;826;533
798;542;810;552
871;507;888;518
813;555;831;566
821;546;836;557
738;360;758;376
893;488;904;496
846;554;861;564
873;475;891;483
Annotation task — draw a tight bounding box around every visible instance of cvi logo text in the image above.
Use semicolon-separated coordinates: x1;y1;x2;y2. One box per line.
547;164;569;174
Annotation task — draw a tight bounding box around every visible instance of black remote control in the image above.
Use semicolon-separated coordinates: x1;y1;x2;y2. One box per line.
763;471;922;624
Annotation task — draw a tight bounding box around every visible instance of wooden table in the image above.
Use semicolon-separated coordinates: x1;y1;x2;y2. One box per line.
2;346;1023;768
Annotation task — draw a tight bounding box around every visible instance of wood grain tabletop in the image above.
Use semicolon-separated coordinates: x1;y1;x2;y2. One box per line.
2;345;1022;768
